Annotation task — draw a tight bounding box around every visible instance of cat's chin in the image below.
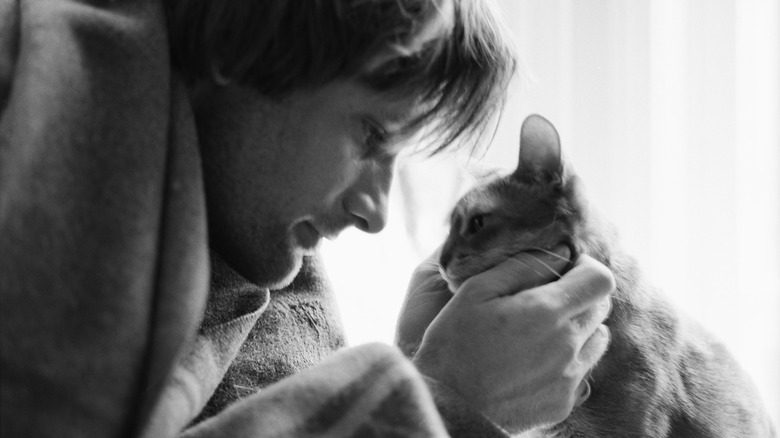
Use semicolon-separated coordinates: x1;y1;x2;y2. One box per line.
443;259;505;294
438;269;461;294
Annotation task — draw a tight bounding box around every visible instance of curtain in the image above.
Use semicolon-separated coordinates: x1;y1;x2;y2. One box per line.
322;0;780;425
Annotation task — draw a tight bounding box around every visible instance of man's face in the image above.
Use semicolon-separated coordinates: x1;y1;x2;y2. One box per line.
191;80;417;289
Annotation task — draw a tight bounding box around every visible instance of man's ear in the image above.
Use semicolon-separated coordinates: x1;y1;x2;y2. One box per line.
512;114;562;183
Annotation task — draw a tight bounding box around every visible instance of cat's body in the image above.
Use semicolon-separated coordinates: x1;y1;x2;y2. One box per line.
439;115;776;437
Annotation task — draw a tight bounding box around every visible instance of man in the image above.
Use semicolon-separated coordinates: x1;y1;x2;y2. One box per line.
0;0;613;436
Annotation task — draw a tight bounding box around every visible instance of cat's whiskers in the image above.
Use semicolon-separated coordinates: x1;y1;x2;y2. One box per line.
488;246;566;280
518;246;572;279
532;246;571;262
528;255;564;279
512;257;547;278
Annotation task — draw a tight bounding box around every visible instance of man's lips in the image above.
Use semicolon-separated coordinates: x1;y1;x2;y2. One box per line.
295;222;322;250
312;218;351;241
318;227;341;241
295;221;346;250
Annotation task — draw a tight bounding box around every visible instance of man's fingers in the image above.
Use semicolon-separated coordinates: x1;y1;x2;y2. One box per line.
571;325;609;408
460;244;571;301
578;323;611;368
544;254;615;317
396;275;452;337
395;250;452;356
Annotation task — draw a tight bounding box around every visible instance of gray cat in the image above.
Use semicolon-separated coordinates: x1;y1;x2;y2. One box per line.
438;114;776;437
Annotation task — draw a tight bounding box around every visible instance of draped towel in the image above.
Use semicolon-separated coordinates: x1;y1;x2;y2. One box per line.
0;1;509;437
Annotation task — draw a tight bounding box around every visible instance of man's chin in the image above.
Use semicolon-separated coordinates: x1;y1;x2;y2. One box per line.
265;252;304;291
219;244;304;291
250;246;310;291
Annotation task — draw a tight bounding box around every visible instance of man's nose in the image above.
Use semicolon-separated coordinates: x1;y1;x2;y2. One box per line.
343;162;393;234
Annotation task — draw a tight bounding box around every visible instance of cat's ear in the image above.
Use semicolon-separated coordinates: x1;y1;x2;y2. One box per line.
513;114;562;183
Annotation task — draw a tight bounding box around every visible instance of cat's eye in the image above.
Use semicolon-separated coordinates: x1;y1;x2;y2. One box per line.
467;215;485;234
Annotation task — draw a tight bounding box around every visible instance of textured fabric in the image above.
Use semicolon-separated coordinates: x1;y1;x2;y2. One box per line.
193;254;509;438
0;2;510;437
0;1;208;437
141;252;270;438
182;343;451;438
197;254;347;422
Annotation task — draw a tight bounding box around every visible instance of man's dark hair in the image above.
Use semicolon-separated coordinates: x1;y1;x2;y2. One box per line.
164;0;517;153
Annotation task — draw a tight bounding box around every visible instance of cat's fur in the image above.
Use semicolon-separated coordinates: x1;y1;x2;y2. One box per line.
439;114;776;437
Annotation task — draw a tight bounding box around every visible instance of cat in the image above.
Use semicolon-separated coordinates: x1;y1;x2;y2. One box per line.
438;114;777;437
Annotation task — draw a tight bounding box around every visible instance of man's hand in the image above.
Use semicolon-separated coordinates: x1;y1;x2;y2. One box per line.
395;246;614;433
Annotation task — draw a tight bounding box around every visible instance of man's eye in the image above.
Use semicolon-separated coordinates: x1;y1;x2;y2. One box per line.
362;119;388;157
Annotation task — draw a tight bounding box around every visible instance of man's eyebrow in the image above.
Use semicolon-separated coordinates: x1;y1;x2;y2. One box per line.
380;106;410;126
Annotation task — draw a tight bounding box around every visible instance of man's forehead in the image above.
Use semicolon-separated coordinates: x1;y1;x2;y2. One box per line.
349;81;437;154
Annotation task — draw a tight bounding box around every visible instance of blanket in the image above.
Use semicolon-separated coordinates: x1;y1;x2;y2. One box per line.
178;254;509;438
0;1;509;436
197;254;347;422
1;1;209;436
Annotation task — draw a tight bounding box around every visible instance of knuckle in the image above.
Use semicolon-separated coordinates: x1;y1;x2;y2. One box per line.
568;334;582;358
524;290;560;321
545;331;580;371
592;263;617;294
555;324;584;363
561;363;583;388
582;325;610;363
558;336;580;363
